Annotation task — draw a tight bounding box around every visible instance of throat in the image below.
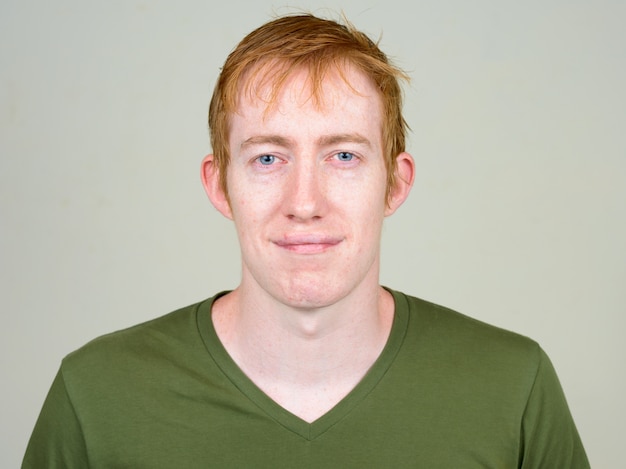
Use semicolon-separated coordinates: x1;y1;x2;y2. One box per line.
231;323;391;423
211;287;395;422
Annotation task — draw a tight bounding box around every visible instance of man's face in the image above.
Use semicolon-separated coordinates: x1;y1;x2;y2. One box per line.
216;66;405;309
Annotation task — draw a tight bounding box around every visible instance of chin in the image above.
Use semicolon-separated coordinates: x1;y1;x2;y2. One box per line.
272;280;351;311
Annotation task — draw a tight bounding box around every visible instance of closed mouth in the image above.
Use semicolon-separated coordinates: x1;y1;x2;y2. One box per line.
273;235;343;253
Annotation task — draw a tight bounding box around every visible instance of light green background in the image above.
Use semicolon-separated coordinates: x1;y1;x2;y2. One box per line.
1;1;624;467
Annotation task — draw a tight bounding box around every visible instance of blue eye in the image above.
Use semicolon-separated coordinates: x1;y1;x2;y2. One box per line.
336;152;354;161
257;155;276;165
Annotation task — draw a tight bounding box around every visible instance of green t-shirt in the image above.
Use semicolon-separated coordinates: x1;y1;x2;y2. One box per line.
23;290;589;468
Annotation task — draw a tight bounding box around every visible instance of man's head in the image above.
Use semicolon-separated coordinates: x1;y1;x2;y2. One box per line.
208;13;409;203
202;13;415;308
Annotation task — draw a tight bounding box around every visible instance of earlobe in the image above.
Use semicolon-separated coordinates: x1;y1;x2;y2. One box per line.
200;154;233;219
385;152;415;216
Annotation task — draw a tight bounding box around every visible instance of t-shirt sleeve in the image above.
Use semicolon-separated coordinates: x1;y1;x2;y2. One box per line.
22;368;89;468
519;347;590;468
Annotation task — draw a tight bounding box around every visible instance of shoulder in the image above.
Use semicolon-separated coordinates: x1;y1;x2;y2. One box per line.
392;290;544;383
385;291;589;467
399;290;539;348
60;298;212;382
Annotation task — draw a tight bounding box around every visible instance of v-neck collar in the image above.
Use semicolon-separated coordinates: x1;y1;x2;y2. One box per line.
196;288;410;441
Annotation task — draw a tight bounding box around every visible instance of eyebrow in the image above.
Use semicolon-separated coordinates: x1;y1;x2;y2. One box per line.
240;135;291;150
240;133;373;151
318;133;373;149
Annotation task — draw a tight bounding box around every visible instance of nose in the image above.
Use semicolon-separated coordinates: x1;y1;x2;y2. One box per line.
284;160;327;221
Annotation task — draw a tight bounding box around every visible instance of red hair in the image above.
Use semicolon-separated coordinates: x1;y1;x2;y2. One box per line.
208;13;409;202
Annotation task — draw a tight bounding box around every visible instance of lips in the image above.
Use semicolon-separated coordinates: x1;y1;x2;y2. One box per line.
273;234;343;254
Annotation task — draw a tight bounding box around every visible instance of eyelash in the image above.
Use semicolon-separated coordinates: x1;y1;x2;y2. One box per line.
253;151;359;166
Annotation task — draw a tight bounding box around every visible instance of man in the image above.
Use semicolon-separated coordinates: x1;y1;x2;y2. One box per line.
23;14;589;468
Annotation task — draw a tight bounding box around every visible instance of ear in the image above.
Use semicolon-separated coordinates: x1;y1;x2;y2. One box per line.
385;152;415;217
200;154;233;220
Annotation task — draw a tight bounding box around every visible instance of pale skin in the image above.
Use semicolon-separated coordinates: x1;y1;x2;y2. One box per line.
201;65;415;423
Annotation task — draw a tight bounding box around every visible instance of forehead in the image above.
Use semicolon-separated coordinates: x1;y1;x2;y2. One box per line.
231;64;383;139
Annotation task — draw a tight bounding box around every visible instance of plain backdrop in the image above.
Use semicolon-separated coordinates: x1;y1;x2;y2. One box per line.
1;0;624;467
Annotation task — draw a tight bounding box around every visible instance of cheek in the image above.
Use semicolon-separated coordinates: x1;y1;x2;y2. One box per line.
228;167;284;207
228;185;280;232
330;173;387;213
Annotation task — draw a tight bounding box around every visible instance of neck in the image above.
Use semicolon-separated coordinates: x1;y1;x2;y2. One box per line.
211;280;395;422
